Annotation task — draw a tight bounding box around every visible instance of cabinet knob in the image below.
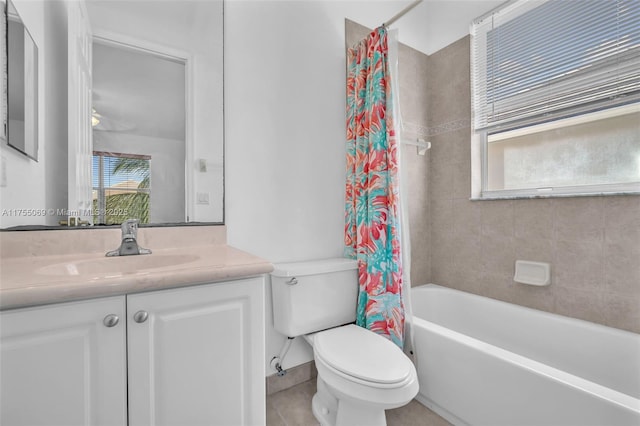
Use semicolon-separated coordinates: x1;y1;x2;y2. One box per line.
133;310;149;323
103;314;120;327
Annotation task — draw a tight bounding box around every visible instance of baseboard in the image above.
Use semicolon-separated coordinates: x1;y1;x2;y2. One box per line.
266;360;318;395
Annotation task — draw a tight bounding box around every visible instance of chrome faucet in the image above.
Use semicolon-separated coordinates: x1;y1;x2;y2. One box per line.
106;219;152;257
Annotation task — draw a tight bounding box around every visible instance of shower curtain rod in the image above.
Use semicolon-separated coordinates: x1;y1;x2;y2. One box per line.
383;0;424;27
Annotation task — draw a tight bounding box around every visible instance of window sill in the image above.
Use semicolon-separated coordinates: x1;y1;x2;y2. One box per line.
471;190;640;201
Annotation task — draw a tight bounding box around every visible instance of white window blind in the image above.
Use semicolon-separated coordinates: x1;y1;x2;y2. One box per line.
471;0;640;131
92;152;150;192
92;152;151;224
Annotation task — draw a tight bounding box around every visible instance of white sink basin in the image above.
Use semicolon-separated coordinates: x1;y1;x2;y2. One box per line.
37;254;201;277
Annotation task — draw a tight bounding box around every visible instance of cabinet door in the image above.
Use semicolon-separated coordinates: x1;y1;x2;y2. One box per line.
127;277;265;426
0;296;127;426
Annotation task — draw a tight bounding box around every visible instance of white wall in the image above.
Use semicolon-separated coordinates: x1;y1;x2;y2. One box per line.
224;0;426;375
190;6;224;223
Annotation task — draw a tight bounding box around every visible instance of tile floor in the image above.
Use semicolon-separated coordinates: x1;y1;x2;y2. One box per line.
266;378;451;426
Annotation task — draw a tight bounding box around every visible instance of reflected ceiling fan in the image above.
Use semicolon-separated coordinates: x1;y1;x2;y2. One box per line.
91;105;137;133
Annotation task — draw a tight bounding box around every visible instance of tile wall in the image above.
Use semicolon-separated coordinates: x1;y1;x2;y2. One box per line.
428;37;640;333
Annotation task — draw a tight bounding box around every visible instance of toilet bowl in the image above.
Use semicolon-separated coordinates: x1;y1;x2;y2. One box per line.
306;325;418;426
270;258;419;426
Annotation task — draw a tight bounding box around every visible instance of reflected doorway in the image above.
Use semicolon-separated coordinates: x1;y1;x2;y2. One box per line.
92;40;186;225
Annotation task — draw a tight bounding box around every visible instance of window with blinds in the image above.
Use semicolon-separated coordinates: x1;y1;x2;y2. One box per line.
471;0;640;197
92;152;151;224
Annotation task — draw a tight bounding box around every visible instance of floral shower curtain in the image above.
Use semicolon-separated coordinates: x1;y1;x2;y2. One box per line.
344;26;405;348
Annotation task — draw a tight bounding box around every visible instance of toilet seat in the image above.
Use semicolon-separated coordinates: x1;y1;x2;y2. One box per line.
313;324;413;388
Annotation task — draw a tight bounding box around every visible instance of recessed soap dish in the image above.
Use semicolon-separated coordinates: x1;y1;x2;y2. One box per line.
514;260;551;286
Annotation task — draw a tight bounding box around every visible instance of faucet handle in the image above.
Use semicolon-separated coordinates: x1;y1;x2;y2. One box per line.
122;219;139;238
106;219;151;257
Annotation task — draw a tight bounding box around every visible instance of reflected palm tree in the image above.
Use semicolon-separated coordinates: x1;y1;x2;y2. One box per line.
94;156;150;225
113;157;150;189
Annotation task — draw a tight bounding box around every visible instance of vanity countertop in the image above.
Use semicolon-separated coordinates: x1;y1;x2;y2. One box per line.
0;244;273;310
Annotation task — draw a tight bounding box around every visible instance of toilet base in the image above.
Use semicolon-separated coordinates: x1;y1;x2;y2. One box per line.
311;377;338;426
311;376;388;426
335;399;387;426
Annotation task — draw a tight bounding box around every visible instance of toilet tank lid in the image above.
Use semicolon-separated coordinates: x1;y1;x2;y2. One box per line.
271;258;357;277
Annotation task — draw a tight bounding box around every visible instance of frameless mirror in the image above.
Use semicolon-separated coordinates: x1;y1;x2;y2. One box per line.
0;0;223;229
6;0;38;161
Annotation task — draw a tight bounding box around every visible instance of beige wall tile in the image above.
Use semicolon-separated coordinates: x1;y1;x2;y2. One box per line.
604;195;640;248
553;286;607;325
514;237;555;265
416;52;430;127
603;241;640;295
601;291;640;333
553;197;605;243
411;255;431;286
430;198;454;233
554;239;604;292
452;160;471;200
437;127;470;166
399;45;420;125
480;233;516;274
481;200;514;239
510;283;556;313
451;233;484;292
399;43;431;285
429;37;471;126
430;235;456;286
429;133;455;167
452;232;483;271
476;270;514;302
409;199;431;286
452;199;481;237
429;156;455;201
514;199;554;241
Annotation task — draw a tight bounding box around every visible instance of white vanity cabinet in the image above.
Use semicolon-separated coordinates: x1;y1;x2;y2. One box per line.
0;296;128;426
127;277;266;426
0;277;266;426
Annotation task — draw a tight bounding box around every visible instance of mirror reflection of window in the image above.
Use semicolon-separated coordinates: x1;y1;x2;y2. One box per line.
92;152;151;225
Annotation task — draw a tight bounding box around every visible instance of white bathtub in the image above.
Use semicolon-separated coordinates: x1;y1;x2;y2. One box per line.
411;284;640;426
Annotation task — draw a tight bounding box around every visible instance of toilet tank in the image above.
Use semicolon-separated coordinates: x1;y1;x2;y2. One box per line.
271;258;358;337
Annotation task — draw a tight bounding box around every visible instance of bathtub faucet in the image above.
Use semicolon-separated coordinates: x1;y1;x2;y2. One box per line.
106;219;152;256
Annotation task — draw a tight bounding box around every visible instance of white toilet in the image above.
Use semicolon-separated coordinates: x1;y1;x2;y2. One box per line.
271;258;418;426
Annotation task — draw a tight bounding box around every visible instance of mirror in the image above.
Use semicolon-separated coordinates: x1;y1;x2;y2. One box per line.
6;0;38;160
0;0;224;229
